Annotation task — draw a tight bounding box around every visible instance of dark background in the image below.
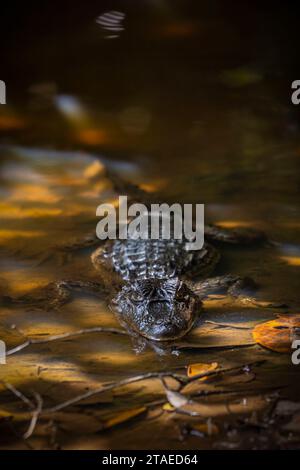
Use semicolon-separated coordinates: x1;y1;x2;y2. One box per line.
1;1;300;103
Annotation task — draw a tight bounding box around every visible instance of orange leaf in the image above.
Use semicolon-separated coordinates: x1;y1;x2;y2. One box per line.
192;421;219;436
187;362;218;378
252;315;300;353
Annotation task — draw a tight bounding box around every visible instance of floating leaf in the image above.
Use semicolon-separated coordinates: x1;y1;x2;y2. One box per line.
0;409;14;420
280;256;300;267
192;421;219;437
187;362;218;378
252;315;300;353
103;406;146;429
165;389;189;409
162;403;175;412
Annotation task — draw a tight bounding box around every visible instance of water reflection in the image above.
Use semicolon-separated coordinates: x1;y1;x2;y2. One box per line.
96;10;126;39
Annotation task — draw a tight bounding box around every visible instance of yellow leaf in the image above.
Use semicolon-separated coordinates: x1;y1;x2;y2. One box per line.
103;407;146;429
0;409;13;419
162;403;175;412
0;410;30;422
280;256;300;267
215;221;253;229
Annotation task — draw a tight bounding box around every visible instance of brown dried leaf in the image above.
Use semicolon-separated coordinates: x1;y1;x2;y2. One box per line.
165;389;189;409
192;421;219;436
252;314;300;353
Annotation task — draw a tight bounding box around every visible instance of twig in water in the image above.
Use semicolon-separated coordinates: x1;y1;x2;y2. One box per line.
23;392;43;439
204;320;251;330
5;418;35;450
1;381;35;409
43;361;265;414
43;371;187;413
191;385;284;399
180;360;266;390
1;382;42;442
6;327;128;356
47;420;60;450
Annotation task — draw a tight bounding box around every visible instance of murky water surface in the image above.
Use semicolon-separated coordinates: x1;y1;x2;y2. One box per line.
0;1;300;449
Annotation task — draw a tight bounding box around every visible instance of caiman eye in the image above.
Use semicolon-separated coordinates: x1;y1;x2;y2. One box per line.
177;301;186;310
131;292;144;302
176;291;190;301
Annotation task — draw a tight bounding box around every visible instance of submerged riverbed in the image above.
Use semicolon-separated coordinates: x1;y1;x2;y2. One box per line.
0;0;300;450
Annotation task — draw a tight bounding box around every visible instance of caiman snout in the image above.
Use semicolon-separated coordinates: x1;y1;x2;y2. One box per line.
112;278;201;341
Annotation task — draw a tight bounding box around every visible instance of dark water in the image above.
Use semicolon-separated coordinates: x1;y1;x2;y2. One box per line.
0;0;300;450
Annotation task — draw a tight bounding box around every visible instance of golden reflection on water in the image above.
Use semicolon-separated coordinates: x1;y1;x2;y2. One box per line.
1;2;300;448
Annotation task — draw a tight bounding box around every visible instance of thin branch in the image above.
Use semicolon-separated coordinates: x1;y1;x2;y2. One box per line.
1;381;35;409
204;320;251;330
23;392;43;439
6;327;128;356
175;342;255;351
5;418;35;450
47;420;60;450
190;384;284;398
43;371;187;413
1;382;42;442
42;361;265;414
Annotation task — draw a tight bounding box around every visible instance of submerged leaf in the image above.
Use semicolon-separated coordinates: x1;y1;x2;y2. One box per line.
103;406;146;429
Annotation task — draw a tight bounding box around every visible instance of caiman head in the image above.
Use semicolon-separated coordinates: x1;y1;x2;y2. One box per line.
111;277;201;341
